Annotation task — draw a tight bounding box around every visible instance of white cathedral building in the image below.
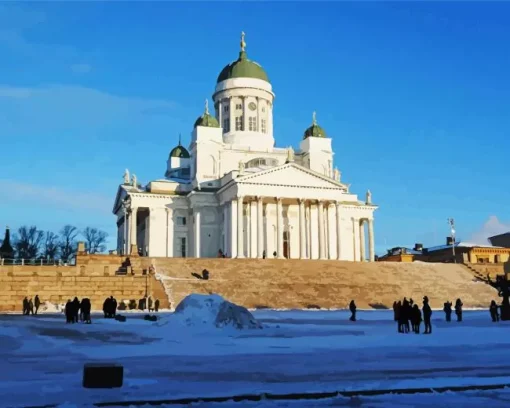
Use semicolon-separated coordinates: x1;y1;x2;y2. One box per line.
113;33;377;262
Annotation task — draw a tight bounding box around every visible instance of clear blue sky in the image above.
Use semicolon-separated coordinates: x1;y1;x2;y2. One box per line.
1;1;509;254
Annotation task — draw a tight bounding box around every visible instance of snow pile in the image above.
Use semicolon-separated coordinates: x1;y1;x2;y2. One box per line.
39;301;64;313
173;294;262;329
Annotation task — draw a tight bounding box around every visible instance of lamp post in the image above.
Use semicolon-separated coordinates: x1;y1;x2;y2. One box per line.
447;218;456;263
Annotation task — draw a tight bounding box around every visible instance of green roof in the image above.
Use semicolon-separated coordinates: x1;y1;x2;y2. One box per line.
216;33;269;83
303;112;327;139
194;99;220;129
169;138;190;159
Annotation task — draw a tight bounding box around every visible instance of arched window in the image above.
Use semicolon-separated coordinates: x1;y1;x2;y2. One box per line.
245;157;278;168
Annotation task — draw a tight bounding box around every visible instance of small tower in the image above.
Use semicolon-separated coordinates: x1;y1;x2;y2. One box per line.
166;134;191;179
299;112;334;176
0;226;14;260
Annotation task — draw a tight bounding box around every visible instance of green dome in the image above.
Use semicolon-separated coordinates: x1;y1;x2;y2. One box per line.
194;113;220;128
303;112;327;139
216;33;269;83
194;99;220;129
217;52;269;83
169;141;190;159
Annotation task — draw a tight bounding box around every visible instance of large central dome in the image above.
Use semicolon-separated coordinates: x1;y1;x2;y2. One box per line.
216;32;269;83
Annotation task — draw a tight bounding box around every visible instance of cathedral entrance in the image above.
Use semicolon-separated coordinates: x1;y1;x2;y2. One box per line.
283;231;290;258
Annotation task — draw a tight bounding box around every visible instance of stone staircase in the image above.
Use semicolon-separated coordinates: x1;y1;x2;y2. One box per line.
122;258;499;309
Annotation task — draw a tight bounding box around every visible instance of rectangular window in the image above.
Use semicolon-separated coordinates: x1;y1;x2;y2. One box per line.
223;118;230;133
223;105;229;113
177;216;186;226
180;237;186;258
235;116;244;131
261;119;267;134
248;117;257;131
236;104;242;110
262;106;265;113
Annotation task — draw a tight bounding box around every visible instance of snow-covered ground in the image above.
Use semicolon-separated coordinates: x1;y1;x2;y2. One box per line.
1;308;509;407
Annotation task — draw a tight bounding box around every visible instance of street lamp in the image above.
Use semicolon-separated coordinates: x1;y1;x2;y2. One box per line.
447;218;456;263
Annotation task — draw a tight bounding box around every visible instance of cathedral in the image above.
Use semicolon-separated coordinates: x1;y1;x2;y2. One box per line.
113;33;377;261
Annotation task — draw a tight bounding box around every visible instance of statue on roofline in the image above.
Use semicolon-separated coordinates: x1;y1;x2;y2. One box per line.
334;167;341;182
123;169;130;185
366;189;372;204
132;174;138;188
238;160;245;174
287;146;294;162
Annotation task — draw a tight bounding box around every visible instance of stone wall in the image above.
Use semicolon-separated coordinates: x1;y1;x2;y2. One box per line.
0;261;169;312
0;255;500;312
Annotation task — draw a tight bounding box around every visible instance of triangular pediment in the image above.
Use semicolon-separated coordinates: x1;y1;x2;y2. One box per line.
237;163;347;190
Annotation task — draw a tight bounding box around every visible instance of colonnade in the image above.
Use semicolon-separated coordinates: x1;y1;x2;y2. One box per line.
219;196;375;261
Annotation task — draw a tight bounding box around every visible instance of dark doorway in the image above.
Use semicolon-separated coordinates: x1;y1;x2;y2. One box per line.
283;231;290;258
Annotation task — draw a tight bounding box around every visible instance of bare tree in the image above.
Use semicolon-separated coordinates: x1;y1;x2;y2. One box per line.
43;231;59;260
59;225;79;263
14;226;44;259
82;227;108;254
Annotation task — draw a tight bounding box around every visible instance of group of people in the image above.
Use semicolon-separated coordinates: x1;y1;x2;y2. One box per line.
442;299;463;322
103;296;118;318
65;297;92;324
22;295;41;315
392;297;433;334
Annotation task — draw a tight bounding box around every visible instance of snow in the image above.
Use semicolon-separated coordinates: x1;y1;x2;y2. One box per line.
173;293;262;329
1;308;510;407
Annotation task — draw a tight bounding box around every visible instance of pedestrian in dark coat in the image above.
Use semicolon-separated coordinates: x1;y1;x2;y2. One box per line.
455;298;463;322
65;299;73;323
28;298;34;315
422;296;432;334
411;304;422;334
392;301;398;321
349;300;357;322
443;301;452;322
72;297;80;323
34;295;41;315
490;300;500;322
22;297;29;315
154;299;160;312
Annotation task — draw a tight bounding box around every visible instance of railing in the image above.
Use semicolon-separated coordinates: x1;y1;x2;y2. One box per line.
0;258;75;266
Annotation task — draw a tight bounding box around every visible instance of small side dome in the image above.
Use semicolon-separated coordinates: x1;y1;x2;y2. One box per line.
216;32;269;84
169;136;190;159
194;99;220;129
303;111;327;139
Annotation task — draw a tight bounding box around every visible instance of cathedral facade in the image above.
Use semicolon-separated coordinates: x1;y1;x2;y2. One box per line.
113;33;377;261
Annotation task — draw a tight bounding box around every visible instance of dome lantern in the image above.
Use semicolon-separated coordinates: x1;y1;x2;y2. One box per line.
216;32;269;83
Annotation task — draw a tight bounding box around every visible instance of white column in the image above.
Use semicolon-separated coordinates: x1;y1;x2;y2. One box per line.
223;203;229;254
276;198;284;258
335;203;341;260
129;207;138;255
368;218;375;262
194;208;201;258
318;201;326;259
257;196;264;258
218;99;223;126
230;200;237;258
359;219;366;262
299;199;306;259
237;196;244;258
250;200;257;258
243;96;248;131
166;208;174;257
256;97;261;132
229;97;235;133
352;217;359;261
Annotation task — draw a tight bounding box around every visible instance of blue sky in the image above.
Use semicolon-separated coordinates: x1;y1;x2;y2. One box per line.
1;1;509;254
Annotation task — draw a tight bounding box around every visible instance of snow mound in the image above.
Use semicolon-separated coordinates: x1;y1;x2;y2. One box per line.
39;301;64;313
173;294;262;329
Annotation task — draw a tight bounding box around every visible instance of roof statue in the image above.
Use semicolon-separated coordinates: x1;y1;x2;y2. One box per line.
287;146;295;162
238;160;245;174
123;169;130;185
334;167;341;182
366;189;372;204
132;174;137;188
240;31;246;52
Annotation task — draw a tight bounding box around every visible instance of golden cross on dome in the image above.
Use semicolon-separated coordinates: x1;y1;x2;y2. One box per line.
205;98;209;115
240;31;246;52
312;111;317;125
